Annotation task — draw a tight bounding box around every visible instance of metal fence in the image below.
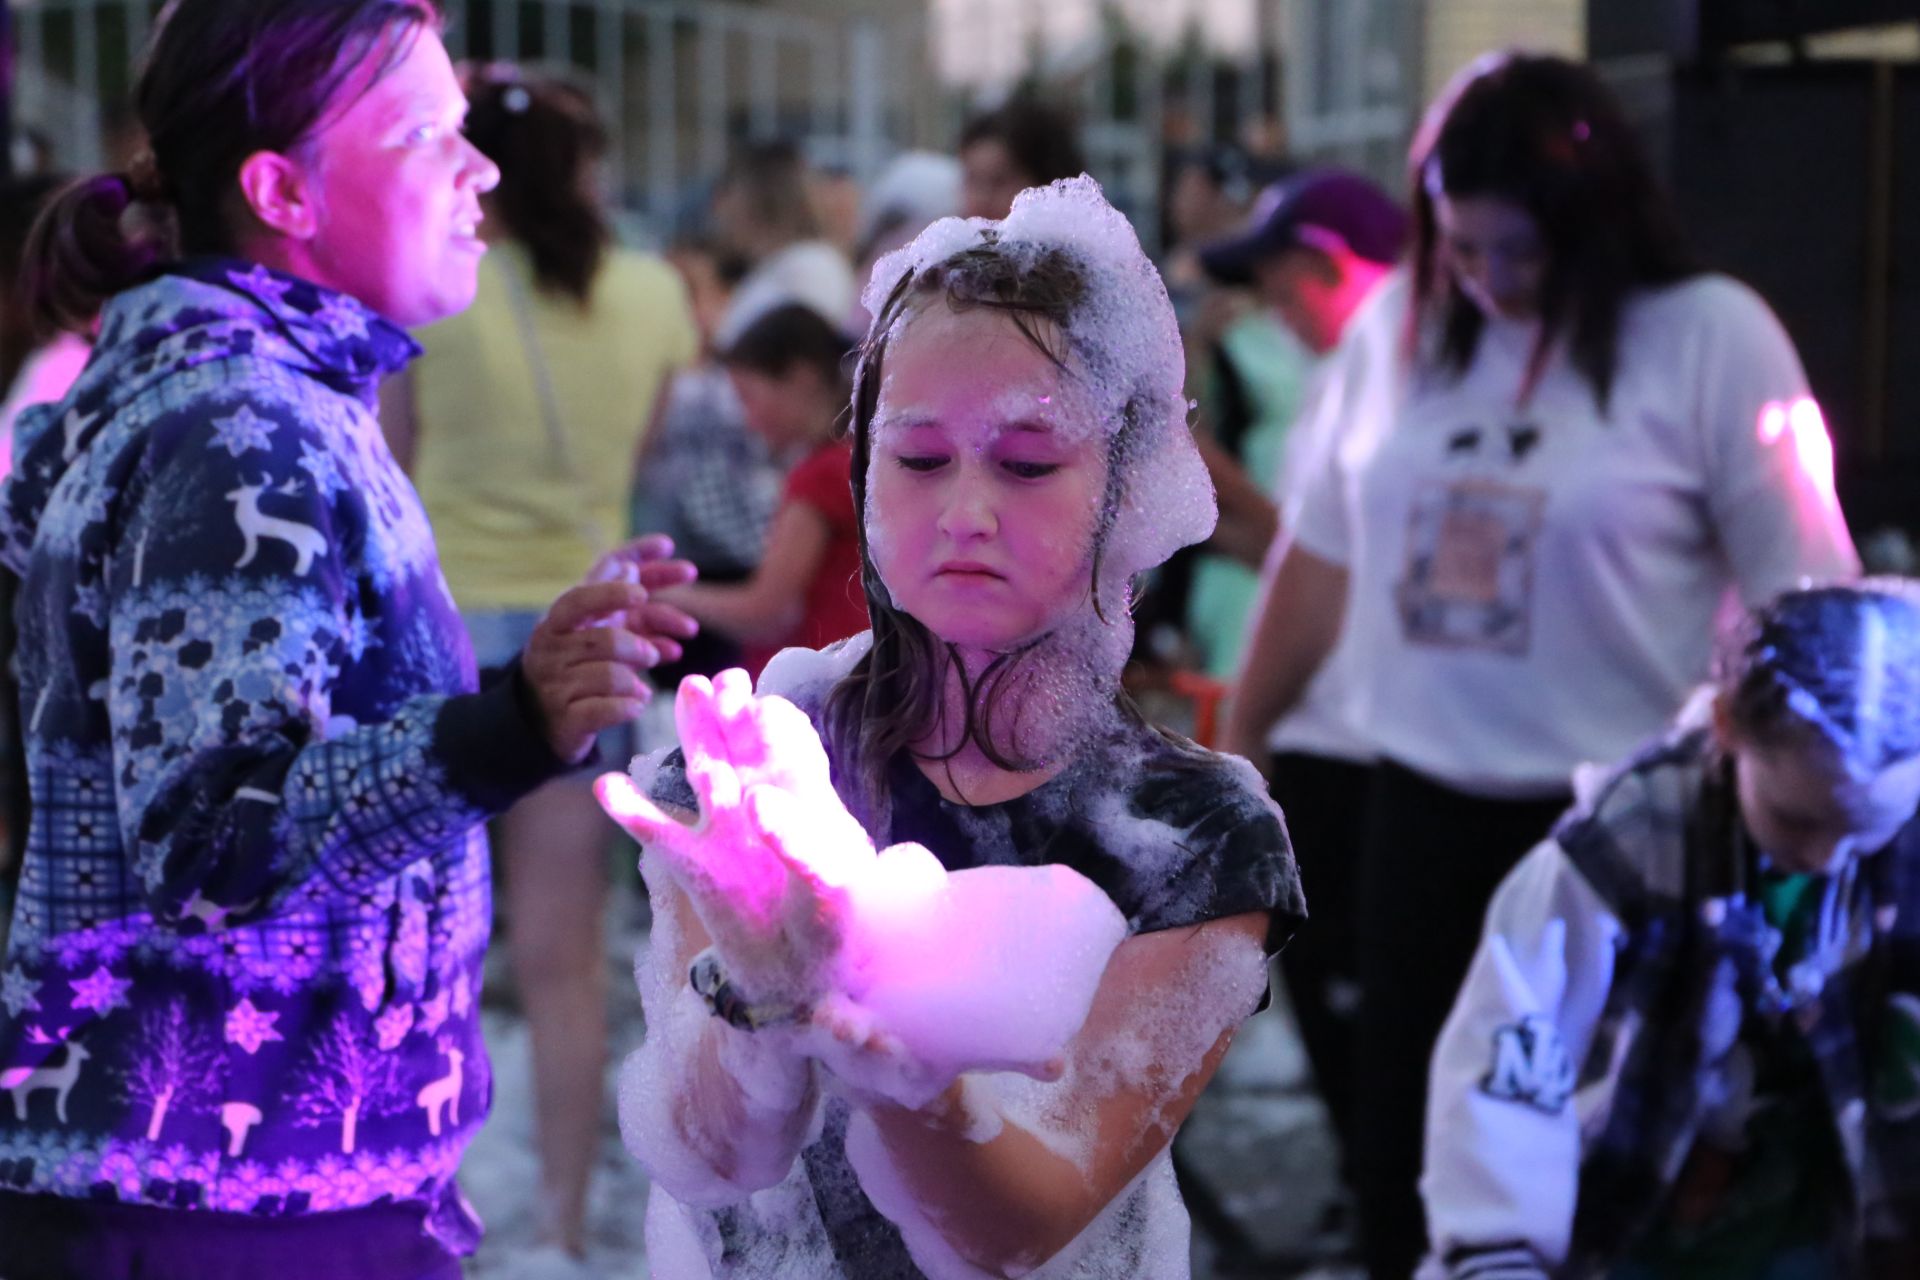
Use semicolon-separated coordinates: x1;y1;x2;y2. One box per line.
7;0;1414;245
10;0;934;241
1281;0;1417;183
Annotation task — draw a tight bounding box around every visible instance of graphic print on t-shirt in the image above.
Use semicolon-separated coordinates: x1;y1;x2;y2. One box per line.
1394;419;1547;654
1440;422;1544;465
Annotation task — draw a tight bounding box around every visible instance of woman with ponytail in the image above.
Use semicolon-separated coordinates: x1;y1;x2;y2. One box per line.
0;3;690;1276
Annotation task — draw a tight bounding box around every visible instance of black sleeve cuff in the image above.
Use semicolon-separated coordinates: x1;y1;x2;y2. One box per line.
435;658;582;813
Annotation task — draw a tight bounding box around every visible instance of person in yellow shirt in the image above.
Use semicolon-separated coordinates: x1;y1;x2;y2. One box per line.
383;68;696;1270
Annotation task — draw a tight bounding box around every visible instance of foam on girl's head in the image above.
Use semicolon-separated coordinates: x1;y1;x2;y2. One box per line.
863;176;1217;587
1723;577;1920;774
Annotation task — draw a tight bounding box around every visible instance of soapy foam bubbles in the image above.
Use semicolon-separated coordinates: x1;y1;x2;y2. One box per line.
862;175;1217;597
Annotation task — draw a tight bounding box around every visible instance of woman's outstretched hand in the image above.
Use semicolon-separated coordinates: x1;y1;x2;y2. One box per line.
585;532;700;650
520;536;699;764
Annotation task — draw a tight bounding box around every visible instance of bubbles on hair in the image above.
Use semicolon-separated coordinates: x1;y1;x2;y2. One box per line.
856;177;1215;744
863;176;1215;583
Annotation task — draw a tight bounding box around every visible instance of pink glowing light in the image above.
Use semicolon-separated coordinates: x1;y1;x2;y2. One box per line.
600;670;1128;1106
1757;396;1836;497
1757;401;1788;445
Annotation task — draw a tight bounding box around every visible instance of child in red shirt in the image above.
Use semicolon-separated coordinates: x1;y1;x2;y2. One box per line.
659;303;867;672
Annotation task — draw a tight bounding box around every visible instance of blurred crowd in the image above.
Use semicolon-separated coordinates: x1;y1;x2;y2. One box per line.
0;39;1914;1280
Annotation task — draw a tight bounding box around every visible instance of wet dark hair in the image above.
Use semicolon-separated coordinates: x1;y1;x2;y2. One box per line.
958;98;1088;189
464;69;609;304
822;237;1149;827
1720;580;1920;773
1408;51;1699;411
718;303;853;404
24;0;440;335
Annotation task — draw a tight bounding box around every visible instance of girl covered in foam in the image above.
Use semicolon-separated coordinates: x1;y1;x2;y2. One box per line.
597;177;1306;1279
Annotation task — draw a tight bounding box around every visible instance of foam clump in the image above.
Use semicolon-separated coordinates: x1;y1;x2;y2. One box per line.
861;176;1216;588
842;921;1270;1278
860;213;992;317
604;670;1129;1113
799;848;1129;1106
626;741;676;797
756;630;873;705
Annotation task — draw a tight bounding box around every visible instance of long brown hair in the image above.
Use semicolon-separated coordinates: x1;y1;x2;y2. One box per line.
1407;51;1698;411
462;69;610;303
820;236;1147;828
25;0;440;335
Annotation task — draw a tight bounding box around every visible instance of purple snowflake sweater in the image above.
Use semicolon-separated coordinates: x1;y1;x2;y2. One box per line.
0;260;568;1251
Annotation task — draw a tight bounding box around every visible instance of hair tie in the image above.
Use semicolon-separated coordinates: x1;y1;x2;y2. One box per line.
502;85;531;115
126;151;168;205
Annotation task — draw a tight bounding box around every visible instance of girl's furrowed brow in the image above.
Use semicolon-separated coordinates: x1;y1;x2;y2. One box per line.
873;412;940;433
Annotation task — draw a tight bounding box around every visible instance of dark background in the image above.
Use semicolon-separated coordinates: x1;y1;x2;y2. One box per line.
1596;0;1920;544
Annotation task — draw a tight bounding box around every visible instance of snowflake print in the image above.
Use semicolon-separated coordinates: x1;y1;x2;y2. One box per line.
224;997;284;1055
389;1144;438;1192
96;1148;144;1199
151;1142;193;1183
269;959;312;997
72;478;117;532
208;405;276;457
68;965;132;1015
1;966;42;1017
275;1158;305;1198
315;297;369;341
222;1160;272;1211
327;1162;372;1208
342;612;380;663
297;438;348;499
71;580;108;628
228;264;294;307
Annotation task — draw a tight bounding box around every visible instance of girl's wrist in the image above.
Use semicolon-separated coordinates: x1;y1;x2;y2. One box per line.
705;997;819;1117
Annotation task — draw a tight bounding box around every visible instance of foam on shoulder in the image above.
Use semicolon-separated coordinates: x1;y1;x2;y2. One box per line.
756;631;875;704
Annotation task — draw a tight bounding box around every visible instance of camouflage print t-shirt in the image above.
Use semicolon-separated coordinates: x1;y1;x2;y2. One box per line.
648;665;1304;1277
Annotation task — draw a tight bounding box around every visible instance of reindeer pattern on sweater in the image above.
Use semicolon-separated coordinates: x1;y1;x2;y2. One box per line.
0;261;561;1250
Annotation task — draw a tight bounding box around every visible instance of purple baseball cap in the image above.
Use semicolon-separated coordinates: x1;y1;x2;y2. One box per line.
1198;168;1408;284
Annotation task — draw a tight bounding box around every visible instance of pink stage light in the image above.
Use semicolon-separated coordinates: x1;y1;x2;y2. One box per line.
1758;396;1836;497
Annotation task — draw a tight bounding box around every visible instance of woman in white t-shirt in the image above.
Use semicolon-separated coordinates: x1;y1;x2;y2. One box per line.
1222;51;1859;1277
